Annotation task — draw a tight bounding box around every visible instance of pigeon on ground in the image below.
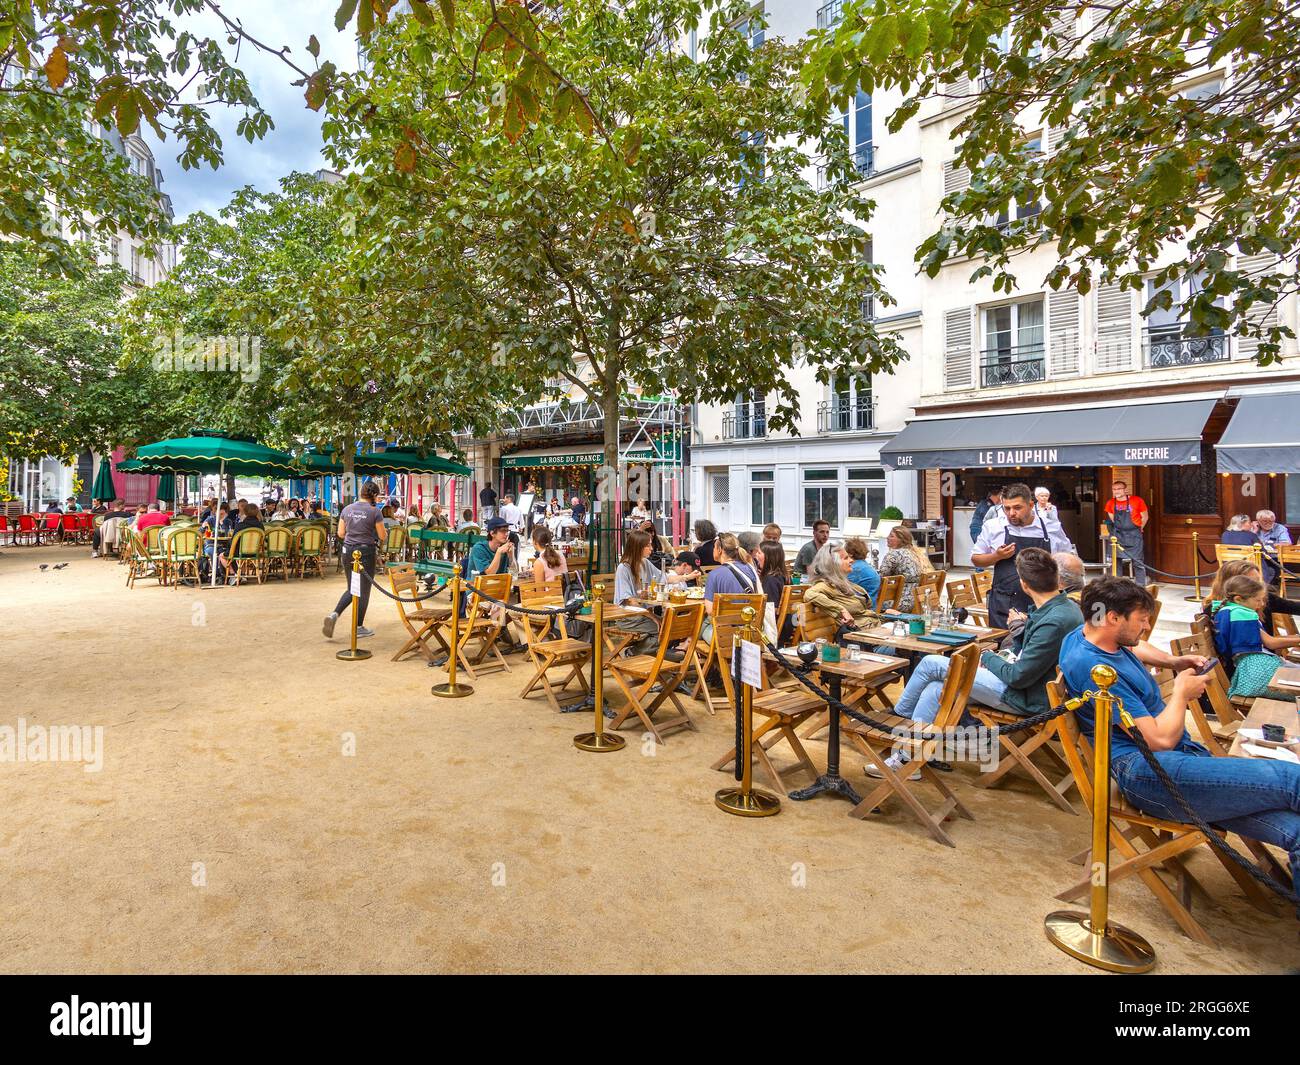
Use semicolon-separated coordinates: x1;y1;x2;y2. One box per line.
39;564;48;571
53;562;69;569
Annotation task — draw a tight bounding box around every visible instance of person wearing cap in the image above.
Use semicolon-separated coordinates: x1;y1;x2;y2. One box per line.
64;496;83;513
672;550;702;581
465;516;516;578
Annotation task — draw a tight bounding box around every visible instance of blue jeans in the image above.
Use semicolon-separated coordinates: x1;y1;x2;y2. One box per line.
1113;748;1300;896
893;653;1011;726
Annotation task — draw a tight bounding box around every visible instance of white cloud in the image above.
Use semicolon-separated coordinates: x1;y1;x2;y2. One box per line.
142;0;360;221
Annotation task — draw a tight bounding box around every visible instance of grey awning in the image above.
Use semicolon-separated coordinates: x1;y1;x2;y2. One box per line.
880;399;1217;471
1215;393;1300;474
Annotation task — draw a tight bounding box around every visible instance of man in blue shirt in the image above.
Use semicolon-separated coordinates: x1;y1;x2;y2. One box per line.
1061;576;1300;899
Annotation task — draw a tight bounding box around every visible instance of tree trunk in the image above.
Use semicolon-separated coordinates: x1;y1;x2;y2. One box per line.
341;437;356;505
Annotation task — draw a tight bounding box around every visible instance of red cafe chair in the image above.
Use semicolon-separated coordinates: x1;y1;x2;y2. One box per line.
15;514;38;545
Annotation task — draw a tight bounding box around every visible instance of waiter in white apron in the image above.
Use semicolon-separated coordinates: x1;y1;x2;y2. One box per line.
971;483;1073;628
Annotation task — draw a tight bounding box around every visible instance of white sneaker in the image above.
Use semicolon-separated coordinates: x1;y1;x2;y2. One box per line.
355;626;375;638
322;613;338;638
865;755;921;781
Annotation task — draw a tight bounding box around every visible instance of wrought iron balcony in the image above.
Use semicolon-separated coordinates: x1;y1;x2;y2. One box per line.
979;344;1046;387
1144;326;1228;368
817;397;876;433
722;408;767;440
852;143;875;177
816;0;844;30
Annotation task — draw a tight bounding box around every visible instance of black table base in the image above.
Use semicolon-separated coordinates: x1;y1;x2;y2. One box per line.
788;674;863;805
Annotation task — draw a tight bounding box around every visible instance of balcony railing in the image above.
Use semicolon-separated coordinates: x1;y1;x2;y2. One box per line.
979;344;1046;387
852;143;875;178
1144;326;1228;368
817;396;875;433
816;0;844;30
722;408;767;440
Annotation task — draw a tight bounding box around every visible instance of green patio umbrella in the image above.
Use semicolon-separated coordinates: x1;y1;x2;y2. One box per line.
131;432;303;587
156;472;176;504
352;447;470;477
90;457;117;503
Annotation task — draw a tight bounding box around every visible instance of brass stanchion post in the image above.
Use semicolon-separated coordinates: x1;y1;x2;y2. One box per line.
431;565;474;697
1253;542;1263;575
336;549;373;661
716;607;781;816
1184;530;1203;602
574;584;625;751
1045;664;1156;972
1109;535;1119;577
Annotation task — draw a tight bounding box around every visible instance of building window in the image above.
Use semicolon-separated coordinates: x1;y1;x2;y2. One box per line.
803;468;839;529
1144;269;1227;366
846;467;886;521
736;6;764;50
819;371;874;432
981;297;1045;386
726;390;766;439
750;469;774;526
993;136;1042;232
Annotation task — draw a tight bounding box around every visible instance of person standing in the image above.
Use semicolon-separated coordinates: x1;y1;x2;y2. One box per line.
322;482;385;640
1103;479;1149;586
479;481;498;521
499;493;523;539
972;483;1072;627
970;487;1004;542
1032;487;1059;523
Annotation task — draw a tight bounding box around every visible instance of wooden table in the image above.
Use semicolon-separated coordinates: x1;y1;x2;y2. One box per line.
842;622;1008;658
1229;696;1299;757
765;648;910;804
1272;665;1300;689
570;603;651;660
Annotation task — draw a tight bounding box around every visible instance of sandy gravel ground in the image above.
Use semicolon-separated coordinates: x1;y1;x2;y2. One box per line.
0;543;1294;974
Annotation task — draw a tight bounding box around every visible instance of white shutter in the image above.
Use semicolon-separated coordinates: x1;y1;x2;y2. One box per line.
1234;252;1280;360
943;159;971;196
1095;282;1136;371
1048;287;1081;376
1046;120;1072;152
944;307;974;390
943;76;975;104
1048;10;1077;52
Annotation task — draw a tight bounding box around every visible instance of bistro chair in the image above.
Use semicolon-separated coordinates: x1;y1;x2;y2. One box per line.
442;573;514;681
125;530;167;589
1045;676;1275;945
969;683;1079;814
227;527;266;586
518;582;591;712
842;643;981;847
60;514;80;543
165;527;204;587
1278;545;1300;598
388;564;454;664
380;524;407;566
14;514;38;545
1139;584;1163;639
689;593;765;715
972;570;993;602
143;524;165;553
774;584;805;646
1273;612;1297;639
607;601;706;745
914;570;946;612
262;525;294;581
875;574;905;613
294;526;328;579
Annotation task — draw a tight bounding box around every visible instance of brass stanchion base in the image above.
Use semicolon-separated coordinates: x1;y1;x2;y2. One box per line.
1044;911;1156;973
715;787;782;817
336;648;373;661
431;681;474;698
1182;595;1204;602
573;731;625;752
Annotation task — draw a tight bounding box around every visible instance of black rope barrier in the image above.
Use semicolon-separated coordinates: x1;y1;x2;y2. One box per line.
1140;562;1222;581
758;637;1069;739
356;569;451;603
456;582;586;618
1118;723;1300;911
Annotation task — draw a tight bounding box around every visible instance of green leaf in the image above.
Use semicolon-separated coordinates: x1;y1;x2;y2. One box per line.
307;35;320;59
439;0;455;33
334;0;359;32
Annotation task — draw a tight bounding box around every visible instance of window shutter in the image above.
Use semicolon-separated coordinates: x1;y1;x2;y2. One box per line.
1095;282;1135;371
1046;121;1072;151
1048;287;1081;376
944;307;974;389
1234;252;1280;360
943;159;971;196
1048;10;1077;51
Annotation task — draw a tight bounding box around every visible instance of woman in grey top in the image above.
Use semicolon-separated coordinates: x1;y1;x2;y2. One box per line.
322;482;386;640
613;530;691;654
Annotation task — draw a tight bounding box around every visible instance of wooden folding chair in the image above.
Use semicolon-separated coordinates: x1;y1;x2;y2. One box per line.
796;606;900;739
1139;584;1162;639
1278;544;1300;598
1273;612;1298;639
440;572;514;680
1045;677;1277;945
774;583;805;645
389;564;454;664
970;683;1079;814
518;582;591;712
1215;543;1259;567
914;570;946;612
945;577;976;612
842;644;981;846
876;574;905;613
1187;617;1255;716
972;570;993;602
690;593;765;714
712;638;820;796
608;602;706;745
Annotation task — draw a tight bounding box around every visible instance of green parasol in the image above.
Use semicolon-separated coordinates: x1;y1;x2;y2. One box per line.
156;472;176;503
90;457;117;503
352;447;470;477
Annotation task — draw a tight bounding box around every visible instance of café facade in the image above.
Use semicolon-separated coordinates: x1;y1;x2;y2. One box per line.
882;385;1299;580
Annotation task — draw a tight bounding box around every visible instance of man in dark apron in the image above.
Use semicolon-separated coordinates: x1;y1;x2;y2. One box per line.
1104;481;1148;586
971;483;1060;628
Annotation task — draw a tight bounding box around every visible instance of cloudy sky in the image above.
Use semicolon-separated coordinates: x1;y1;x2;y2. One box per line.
142;2;360;221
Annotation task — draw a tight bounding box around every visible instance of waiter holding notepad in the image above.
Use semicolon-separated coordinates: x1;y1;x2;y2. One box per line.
971;482;1073;627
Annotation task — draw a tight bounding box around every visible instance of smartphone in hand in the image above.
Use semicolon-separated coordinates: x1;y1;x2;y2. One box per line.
1194;658;1219;676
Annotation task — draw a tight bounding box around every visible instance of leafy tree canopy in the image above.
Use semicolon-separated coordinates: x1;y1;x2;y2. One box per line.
803;0;1299;362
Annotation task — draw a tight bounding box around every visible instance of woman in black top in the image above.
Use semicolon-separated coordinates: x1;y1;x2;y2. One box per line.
756;539;792;643
694;519;718;567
